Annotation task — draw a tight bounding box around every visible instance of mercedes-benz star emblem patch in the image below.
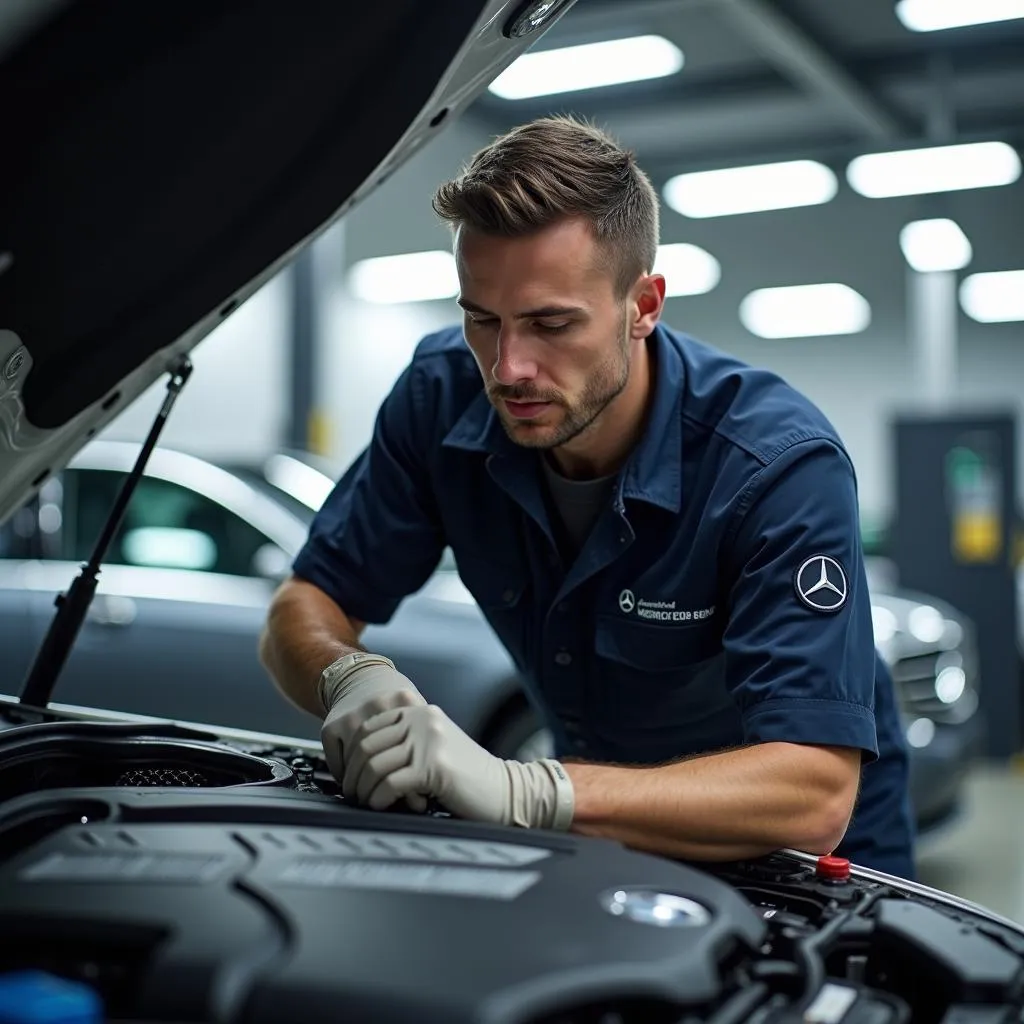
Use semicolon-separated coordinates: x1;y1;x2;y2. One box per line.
794;555;848;613
618;589;636;614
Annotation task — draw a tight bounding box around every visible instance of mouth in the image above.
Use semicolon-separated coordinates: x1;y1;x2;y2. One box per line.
503;400;553;421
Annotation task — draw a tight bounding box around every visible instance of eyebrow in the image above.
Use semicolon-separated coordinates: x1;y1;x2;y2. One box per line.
457;298;586;319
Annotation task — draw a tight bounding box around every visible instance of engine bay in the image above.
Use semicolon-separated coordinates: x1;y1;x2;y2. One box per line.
0;705;1022;1024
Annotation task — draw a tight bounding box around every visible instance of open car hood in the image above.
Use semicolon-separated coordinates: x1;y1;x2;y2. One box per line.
0;0;576;526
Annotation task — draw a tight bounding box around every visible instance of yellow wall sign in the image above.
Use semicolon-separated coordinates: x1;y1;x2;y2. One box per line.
946;443;1004;565
952;512;1002;563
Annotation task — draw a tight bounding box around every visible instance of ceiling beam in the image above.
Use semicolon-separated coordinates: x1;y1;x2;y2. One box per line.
712;0;905;141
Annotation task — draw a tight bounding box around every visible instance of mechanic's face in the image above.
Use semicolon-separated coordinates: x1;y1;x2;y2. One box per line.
455;218;663;463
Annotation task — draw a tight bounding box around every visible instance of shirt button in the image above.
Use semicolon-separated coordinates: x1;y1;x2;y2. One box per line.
501;588;515;603
554;651;573;667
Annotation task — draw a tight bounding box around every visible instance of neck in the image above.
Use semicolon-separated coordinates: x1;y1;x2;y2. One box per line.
550;337;654;481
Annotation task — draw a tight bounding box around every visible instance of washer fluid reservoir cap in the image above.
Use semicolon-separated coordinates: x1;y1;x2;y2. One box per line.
816;855;851;881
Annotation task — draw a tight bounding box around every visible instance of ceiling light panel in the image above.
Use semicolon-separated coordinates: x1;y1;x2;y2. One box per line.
740;284;872;339
663;160;838;218
654;243;721;296
895;0;1024;31
488;35;683;100
348;251;459;305
960;270;1024;322
847;142;1021;198
899;219;973;273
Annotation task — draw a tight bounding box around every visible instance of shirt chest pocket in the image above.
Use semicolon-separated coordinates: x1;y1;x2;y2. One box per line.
593;614;731;733
594;613;723;672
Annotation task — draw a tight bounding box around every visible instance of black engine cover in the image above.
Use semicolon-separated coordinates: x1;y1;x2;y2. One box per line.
0;788;766;1023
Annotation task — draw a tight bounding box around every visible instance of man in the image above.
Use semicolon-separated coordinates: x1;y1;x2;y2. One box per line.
259;115;916;879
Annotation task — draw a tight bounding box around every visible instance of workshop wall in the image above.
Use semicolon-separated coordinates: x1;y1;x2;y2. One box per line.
99;270;291;461
314;118;490;472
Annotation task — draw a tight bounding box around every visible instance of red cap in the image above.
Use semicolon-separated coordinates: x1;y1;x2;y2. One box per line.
816;855;851;881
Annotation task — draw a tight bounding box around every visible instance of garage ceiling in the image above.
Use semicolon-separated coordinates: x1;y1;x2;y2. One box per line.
467;0;1024;176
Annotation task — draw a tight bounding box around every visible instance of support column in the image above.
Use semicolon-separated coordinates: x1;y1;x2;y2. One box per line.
286;218;347;455
908;267;958;410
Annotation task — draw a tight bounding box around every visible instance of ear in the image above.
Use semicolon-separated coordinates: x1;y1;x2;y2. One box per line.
630;274;666;340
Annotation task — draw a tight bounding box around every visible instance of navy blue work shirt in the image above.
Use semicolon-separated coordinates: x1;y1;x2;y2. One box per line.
293;323;916;879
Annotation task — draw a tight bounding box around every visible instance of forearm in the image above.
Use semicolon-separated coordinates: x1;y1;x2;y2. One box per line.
258;576;367;718
564;742;859;861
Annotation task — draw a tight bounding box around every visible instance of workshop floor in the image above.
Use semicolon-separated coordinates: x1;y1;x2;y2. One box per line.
916;761;1024;924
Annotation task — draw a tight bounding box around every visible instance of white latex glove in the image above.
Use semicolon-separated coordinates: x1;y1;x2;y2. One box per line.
318;653;427;809
341;703;575;830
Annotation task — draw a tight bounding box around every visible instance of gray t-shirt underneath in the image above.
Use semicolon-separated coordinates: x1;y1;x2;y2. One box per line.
540;455;618;559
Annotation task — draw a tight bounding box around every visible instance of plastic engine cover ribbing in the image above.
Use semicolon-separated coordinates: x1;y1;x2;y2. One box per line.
0;790;766;1024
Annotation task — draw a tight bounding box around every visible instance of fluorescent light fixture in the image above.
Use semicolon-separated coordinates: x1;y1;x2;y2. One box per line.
895;0;1024;31
899;218;972;272
960;269;1024;322
847;141;1021;198
739;283;871;339
348;251;459;305
488;35;683;100
663;160;837;218
653;243;721;296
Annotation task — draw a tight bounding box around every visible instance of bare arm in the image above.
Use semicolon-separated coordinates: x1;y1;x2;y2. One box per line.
258;576;369;718
563;741;861;861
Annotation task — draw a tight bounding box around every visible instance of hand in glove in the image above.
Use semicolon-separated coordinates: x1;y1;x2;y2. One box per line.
318;653;427;808
341;703;574;831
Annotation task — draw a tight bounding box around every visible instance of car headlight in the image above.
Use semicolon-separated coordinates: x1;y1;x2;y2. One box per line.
871;605;899;645
908;605;946;644
935;665;967;704
906;717;936;748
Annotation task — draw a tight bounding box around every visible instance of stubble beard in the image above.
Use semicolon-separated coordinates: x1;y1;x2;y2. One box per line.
491;316;631;451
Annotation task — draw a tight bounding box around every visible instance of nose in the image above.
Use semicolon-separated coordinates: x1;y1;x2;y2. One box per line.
492;332;538;387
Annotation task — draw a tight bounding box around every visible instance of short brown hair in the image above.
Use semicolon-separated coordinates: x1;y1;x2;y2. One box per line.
432;115;659;298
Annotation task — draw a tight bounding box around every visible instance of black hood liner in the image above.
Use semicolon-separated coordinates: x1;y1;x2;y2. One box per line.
0;0;485;429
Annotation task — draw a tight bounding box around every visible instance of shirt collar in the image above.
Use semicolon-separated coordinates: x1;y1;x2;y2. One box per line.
442;323;684;513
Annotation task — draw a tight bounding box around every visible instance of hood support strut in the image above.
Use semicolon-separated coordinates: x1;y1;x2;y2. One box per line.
18;356;194;710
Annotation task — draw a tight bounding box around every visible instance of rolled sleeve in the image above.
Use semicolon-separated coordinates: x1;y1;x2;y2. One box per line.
743;697;877;756
291;360;445;624
723;439;880;762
